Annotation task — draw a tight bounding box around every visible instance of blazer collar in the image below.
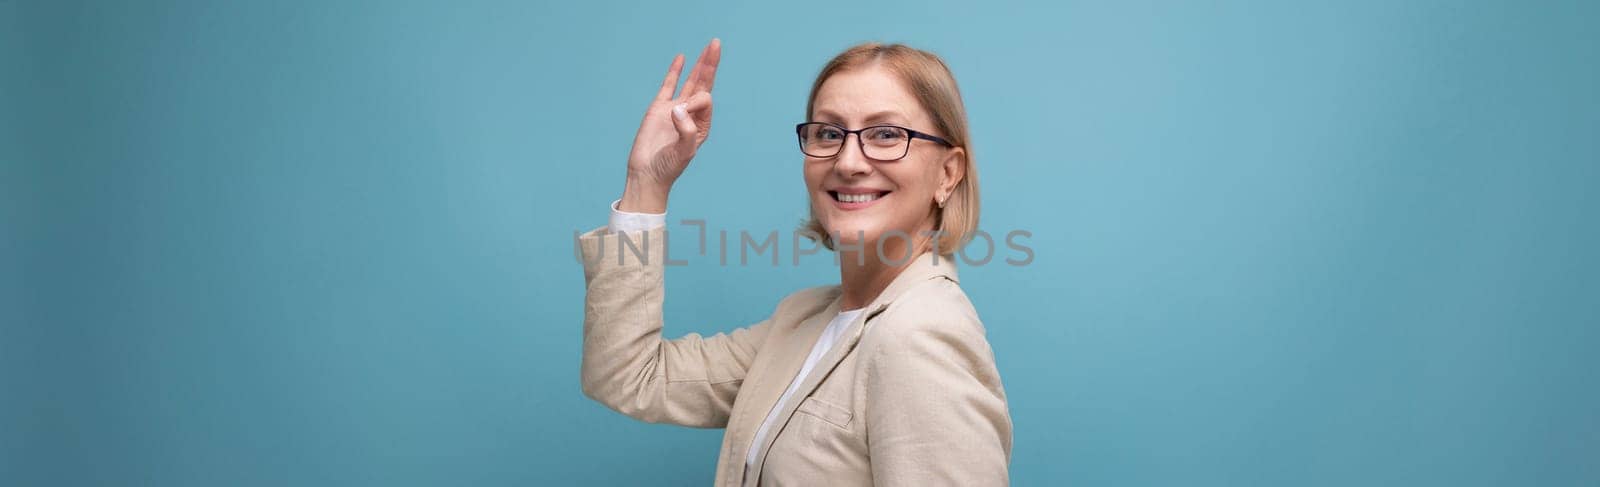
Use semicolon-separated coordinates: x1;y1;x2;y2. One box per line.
856;252;960;315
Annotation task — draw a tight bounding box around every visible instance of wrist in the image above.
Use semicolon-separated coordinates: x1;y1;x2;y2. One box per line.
619;177;670;214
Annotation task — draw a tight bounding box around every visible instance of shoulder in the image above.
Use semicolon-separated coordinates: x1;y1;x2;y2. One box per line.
859;277;1006;409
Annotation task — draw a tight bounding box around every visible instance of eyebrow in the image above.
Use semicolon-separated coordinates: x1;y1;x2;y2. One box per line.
812;109;910;126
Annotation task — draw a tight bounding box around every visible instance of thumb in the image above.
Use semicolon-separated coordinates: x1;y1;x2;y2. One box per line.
671;103;699;149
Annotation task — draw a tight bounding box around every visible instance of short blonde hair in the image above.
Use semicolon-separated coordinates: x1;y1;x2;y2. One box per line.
800;42;980;256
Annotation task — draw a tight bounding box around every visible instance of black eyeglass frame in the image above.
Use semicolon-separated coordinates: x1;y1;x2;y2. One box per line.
794;122;955;161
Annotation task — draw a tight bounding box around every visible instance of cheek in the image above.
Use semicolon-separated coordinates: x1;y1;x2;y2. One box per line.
802;162;826;189
886;163;941;202
803;164;829;213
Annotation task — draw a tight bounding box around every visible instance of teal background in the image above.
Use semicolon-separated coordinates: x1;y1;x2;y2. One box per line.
5;0;1598;485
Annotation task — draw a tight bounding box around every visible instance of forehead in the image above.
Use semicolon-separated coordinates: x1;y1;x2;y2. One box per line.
811;66;928;126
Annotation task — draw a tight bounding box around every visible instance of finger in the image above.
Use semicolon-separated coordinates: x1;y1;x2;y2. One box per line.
697;38;722;93
679;38;721;98
655;54;685;101
678;42;711;98
680;91;712;114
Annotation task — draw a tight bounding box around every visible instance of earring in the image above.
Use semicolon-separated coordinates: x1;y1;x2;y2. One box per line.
937;196;947;208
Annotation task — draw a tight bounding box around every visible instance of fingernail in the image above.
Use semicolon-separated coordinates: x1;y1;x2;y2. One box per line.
673;104;688;119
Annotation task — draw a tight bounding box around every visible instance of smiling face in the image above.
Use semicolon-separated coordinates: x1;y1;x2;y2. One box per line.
804;65;965;258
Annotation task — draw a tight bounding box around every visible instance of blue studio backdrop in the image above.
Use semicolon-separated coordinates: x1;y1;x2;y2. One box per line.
4;1;1597;485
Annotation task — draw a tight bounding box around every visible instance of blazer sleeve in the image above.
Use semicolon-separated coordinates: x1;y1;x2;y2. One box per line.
577;224;771;428
864;279;1013;486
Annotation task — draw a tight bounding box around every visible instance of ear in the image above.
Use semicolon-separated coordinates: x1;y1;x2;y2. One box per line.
938;146;966;198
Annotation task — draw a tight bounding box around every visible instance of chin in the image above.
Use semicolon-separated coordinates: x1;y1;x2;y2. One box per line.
823;221;890;248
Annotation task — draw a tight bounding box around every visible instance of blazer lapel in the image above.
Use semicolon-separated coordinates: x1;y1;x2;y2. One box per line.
744;296;841;419
730;292;840;482
745;253;960;483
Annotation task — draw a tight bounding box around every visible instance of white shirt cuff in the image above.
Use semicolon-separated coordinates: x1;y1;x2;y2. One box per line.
608;199;666;233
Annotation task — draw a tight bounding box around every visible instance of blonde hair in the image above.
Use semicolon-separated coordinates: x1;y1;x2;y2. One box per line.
800;42;980;256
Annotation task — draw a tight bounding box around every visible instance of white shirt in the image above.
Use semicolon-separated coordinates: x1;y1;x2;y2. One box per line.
604;200;860;480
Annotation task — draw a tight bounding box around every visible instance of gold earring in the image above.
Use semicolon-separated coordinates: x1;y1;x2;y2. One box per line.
937;196;947;208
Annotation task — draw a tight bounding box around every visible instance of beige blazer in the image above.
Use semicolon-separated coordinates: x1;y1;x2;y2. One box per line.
578;225;1012;486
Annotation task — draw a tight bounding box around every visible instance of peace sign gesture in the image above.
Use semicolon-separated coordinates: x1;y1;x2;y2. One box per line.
620;38;722;214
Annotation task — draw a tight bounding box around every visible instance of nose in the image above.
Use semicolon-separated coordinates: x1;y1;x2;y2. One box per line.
832;133;873;177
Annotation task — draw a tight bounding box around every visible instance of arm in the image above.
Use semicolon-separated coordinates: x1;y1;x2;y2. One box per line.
864;282;1013;485
580;39;734;427
578;223;769;428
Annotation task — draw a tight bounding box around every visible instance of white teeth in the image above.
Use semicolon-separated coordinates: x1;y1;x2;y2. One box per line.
836;192;882;203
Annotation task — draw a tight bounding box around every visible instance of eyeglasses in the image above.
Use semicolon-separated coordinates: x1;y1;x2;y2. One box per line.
795;122;954;161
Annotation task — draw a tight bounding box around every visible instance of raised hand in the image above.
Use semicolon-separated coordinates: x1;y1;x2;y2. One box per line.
620;38;721;214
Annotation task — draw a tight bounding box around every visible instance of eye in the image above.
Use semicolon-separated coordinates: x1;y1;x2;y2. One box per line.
866;127;907;141
816;126;844;140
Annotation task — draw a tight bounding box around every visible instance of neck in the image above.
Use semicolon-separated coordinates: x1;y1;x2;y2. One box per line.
835;224;936;310
837;250;905;311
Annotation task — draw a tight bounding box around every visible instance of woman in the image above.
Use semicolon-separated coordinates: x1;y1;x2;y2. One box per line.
576;39;1011;486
